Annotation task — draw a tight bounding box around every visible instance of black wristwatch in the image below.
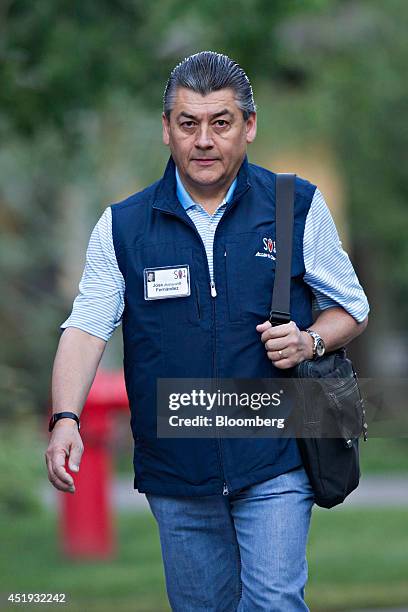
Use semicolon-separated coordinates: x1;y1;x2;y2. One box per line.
48;411;80;432
305;329;326;359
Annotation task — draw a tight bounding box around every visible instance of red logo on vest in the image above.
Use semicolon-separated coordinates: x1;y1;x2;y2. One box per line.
263;237;275;254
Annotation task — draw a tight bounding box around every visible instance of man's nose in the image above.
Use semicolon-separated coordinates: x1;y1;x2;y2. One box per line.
195;124;214;149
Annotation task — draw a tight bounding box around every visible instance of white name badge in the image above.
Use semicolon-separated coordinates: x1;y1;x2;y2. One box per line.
144;265;190;300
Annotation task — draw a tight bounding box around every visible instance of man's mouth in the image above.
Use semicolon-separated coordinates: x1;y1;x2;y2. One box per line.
192;158;219;166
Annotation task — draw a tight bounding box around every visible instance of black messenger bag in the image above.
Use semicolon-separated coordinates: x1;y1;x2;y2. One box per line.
269;173;368;509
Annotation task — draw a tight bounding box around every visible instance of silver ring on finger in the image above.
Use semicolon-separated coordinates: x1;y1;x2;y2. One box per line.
278;350;283;358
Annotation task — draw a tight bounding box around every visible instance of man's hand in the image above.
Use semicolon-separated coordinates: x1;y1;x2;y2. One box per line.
45;419;84;493
256;320;313;369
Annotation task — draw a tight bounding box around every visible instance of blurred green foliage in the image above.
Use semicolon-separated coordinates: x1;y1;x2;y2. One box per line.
1;0;407;416
0;422;45;515
1;0;331;136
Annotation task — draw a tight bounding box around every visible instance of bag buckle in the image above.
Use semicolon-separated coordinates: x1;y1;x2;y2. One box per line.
269;310;291;326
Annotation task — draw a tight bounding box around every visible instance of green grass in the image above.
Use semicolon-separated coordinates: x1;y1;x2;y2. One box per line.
307;508;408;610
359;438;408;473
0;511;168;612
1;508;407;611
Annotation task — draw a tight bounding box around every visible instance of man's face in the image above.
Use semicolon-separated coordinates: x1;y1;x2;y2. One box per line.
162;87;257;193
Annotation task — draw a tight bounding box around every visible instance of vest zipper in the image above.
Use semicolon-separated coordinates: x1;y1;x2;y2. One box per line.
210;281;217;297
210;277;228;496
210;195;249;498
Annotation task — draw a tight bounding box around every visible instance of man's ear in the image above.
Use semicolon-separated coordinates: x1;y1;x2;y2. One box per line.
162;112;170;146
245;112;257;144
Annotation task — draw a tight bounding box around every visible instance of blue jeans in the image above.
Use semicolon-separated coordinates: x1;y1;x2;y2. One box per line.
146;466;315;611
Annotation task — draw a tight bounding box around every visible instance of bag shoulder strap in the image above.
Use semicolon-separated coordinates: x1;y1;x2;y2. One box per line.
269;173;296;325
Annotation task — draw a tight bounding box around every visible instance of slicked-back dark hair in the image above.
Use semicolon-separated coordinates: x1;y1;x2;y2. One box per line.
163;51;256;120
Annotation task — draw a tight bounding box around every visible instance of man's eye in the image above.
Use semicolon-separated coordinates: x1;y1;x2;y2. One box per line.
181;121;196;128
215;120;228;127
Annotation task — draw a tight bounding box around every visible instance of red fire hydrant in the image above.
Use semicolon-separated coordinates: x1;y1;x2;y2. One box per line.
56;369;129;559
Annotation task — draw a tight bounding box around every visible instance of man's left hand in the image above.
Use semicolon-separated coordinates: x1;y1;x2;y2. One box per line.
256;320;313;369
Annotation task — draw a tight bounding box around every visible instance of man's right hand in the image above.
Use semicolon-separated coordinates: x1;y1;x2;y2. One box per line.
45;419;84;493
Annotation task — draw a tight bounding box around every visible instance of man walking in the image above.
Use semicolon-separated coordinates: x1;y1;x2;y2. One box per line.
46;51;369;611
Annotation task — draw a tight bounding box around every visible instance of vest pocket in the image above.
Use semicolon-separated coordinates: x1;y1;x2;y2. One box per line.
224;234;278;323
180;247;202;324
194;281;201;321
225;242;242;322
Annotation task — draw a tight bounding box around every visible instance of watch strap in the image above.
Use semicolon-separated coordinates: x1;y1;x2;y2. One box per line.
49;411;80;432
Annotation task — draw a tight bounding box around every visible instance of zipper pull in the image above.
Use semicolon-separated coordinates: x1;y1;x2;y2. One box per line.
222;482;229;496
210;281;217;297
362;404;368;441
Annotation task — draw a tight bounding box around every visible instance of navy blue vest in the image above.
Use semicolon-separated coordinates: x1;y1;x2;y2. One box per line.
112;156;316;496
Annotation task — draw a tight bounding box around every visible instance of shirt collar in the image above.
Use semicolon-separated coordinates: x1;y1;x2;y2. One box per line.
175;167;237;211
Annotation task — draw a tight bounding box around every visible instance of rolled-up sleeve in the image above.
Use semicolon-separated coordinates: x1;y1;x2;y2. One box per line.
60;206;125;341
303;188;370;323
